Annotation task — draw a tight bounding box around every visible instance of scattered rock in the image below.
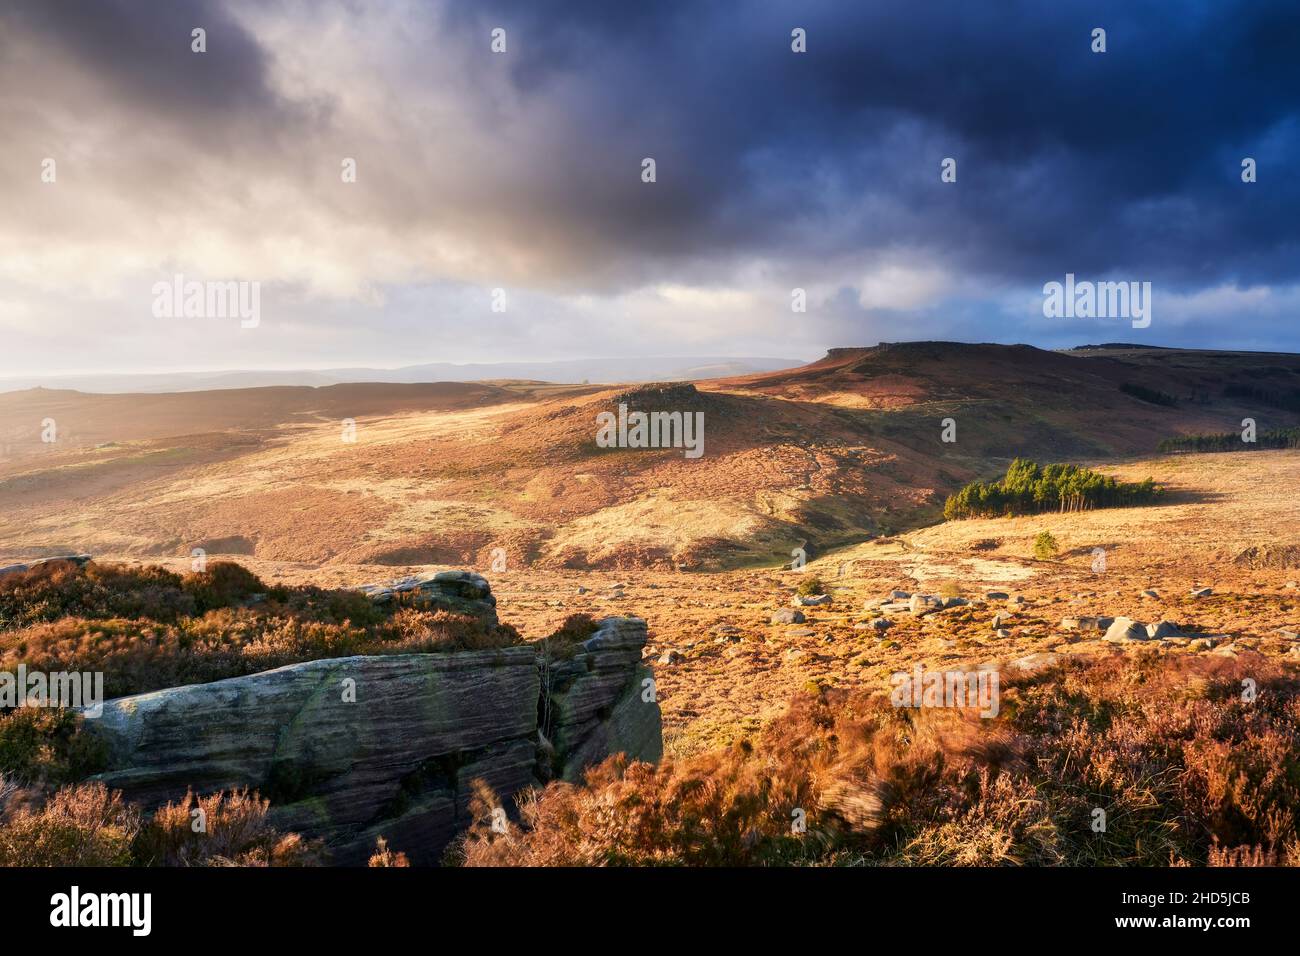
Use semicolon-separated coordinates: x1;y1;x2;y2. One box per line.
889;590;912;600
1073;616;1112;632
770;608;805;625
985;591;1009;601
793;593;832;607
658;650;683;665
1145;620;1181;640
1011;652;1059;674
1140;589;1160;600
1190;587;1213;598
1059;616;1080;630
995;628;1011;638
1104;617;1150;642
909;594;943;616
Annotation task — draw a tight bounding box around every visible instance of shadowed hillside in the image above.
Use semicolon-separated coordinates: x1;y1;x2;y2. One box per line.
2;343;1298;570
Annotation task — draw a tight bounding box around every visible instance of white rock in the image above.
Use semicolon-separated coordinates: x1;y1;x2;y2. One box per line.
1104;617;1150;642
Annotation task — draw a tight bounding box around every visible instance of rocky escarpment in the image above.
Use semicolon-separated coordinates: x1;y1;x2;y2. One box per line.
541;616;663;782
83;574;660;865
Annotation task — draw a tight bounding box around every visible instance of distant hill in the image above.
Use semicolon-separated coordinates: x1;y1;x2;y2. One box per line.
0;356;806;395
3;342;1299;569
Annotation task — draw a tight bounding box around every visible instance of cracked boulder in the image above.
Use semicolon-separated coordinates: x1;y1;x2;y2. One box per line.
539;616;663;783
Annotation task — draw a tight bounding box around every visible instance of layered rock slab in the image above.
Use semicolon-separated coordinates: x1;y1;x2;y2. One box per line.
87;647;540;864
83;604;662;863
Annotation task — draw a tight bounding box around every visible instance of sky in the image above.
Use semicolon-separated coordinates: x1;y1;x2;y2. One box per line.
1;0;1298;377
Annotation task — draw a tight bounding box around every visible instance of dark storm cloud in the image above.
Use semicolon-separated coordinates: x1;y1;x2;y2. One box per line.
2;0;279;117
3;0;1299;375
8;0;1296;290
445;0;1300;288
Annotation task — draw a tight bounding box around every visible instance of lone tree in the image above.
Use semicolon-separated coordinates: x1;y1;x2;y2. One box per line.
1033;530;1060;561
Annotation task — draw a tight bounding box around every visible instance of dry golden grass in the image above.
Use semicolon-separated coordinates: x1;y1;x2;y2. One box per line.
113;447;1300;763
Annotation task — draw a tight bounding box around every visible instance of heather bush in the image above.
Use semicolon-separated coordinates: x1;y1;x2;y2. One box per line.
0;782;319;867
537;613;599;660
0;560;194;629
0;709;108;785
132;788;321;866
0;561;522;699
0;782;139;866
180;561;267;612
368;837;410;867
460;654;1300;867
796;575;827;597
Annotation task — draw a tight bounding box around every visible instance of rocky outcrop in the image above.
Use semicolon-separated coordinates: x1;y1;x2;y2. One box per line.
1103;616;1182;642
0;553;92;578
352;569;498;625
88;647;540;864
82;580;661;864
540;617;662;783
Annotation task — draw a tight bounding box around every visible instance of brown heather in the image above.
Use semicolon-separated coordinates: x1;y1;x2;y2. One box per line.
459;653;1300;867
0;559;521;703
0;559;522;803
368;836;411;867
132;788;321;866
0;781;139;867
0;781;319;867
